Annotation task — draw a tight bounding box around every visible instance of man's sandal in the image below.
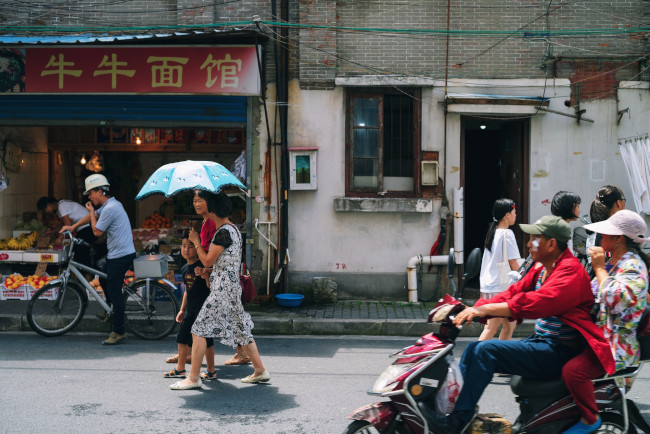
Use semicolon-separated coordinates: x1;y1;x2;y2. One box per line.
165;354;192;364
200;370;217;381
224;353;252;365
163;368;186;378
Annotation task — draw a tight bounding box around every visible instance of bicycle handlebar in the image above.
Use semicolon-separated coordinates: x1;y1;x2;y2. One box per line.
60;231;90;255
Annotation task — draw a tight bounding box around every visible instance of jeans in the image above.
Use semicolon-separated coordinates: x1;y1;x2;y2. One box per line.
101;253;135;335
452;335;584;422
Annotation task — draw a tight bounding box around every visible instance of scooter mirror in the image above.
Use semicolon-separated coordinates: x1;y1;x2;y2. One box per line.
446;248;455;279
463;247;482;280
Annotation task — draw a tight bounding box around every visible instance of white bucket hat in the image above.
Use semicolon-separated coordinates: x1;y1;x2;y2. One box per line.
583;209;650;244
83;174;110;195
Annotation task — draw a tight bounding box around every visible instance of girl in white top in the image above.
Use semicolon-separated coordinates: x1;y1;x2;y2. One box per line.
478;198;521;341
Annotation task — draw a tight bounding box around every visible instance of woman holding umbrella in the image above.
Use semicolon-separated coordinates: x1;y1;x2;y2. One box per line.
170;192;269;390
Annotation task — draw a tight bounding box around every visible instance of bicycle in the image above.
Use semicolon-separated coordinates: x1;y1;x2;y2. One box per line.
26;231;179;340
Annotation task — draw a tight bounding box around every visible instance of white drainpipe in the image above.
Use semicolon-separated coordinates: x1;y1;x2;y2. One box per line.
454;186;464;265
406;255;448;302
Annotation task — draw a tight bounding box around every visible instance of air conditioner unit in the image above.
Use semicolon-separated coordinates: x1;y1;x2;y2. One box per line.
421;161;439;186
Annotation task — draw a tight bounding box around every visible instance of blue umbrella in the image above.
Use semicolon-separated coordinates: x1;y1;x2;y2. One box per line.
135;160;246;200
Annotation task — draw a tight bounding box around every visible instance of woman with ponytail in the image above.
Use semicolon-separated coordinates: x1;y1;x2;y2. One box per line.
478;198;522;341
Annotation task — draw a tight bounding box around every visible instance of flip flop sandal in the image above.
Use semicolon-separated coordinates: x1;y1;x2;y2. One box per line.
200;370;217;381
165;355;192;364
163;368;186;378
224;353;252;365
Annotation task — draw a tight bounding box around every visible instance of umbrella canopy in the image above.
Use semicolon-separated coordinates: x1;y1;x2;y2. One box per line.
135;160;246;200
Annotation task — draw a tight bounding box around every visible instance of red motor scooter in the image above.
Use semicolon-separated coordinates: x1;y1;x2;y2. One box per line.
345;248;650;434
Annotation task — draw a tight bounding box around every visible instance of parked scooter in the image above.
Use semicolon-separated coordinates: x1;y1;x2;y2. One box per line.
345;248;650;434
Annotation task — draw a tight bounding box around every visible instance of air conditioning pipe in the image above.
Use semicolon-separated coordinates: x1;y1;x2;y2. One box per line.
406;255;448;303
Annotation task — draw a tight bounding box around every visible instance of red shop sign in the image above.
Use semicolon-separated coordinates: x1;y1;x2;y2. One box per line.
19;45;260;95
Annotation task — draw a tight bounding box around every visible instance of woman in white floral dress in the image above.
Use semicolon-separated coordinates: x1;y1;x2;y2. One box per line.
170;192;269;390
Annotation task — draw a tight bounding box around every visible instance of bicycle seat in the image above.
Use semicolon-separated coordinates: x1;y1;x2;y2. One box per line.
510;375;567;397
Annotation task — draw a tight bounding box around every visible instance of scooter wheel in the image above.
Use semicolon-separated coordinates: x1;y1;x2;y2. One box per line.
343;421;377;434
598;412;638;434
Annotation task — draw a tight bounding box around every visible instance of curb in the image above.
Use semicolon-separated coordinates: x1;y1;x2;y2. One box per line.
1;313;537;337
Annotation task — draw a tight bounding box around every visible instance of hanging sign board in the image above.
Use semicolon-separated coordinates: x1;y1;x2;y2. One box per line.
4;46;260;95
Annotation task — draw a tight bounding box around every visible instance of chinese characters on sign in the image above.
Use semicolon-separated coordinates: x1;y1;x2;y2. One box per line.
24;46;259;95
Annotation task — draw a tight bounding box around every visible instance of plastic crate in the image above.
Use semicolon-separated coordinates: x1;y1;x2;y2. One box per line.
0;283;29;300
27;284;59;300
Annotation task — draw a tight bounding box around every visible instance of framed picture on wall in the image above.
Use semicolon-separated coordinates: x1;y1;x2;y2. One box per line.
159;129;173;144
289;147;318;190
130;128;144;144
111;128;127;143
174;129;186;143
144;128;158;143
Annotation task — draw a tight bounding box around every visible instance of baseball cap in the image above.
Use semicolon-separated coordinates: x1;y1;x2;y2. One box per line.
583;209;650;244
83;174;110;195
519;215;571;244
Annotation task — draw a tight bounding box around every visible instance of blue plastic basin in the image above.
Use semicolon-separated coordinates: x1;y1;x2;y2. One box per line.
276;293;304;307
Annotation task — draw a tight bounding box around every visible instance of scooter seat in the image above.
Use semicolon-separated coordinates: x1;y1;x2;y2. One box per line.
510;375;568;397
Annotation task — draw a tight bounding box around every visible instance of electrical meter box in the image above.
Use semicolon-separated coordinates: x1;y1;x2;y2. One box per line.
421;161;439;186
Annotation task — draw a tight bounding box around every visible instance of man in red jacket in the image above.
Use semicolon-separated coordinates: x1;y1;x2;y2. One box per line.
439;215;615;433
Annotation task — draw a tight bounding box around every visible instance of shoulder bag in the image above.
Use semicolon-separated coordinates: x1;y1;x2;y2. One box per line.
227;223;257;304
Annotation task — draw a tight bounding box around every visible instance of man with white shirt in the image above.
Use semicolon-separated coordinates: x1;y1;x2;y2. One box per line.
37;196;96;267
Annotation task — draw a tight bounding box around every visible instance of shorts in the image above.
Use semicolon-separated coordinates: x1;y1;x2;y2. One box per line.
176;308;214;348
480;291;504;302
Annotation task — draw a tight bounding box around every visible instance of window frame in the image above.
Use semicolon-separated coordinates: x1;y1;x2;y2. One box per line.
345;87;421;198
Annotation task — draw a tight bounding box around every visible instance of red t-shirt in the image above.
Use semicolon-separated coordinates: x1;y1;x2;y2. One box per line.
200;218;217;252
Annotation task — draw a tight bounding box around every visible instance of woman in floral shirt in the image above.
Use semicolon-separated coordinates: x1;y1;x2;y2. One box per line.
561;209;649;434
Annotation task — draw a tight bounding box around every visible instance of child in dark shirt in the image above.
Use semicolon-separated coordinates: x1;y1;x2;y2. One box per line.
163;234;216;380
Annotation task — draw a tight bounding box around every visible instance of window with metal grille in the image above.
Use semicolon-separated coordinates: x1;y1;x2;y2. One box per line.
346;88;420;197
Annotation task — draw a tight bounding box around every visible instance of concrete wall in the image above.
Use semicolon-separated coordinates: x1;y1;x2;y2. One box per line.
282;77;650;299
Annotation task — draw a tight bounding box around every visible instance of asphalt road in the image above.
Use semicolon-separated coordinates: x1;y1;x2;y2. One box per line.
1;332;649;433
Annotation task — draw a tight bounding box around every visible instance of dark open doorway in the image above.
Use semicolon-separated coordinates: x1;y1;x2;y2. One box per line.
461;117;529;263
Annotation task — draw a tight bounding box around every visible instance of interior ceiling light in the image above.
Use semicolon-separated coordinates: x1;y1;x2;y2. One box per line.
480;124;487;130
80;154;87;164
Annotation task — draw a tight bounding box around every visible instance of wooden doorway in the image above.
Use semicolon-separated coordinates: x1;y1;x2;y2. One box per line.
461;117;530;260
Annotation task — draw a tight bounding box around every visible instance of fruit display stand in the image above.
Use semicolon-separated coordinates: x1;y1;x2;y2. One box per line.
0;250;24;262
22;249;67;263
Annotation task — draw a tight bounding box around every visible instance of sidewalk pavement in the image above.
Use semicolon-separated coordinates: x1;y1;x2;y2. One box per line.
0;298;536;337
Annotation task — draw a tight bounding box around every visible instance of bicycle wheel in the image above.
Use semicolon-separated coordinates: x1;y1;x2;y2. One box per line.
27;281;87;337
123;280;179;340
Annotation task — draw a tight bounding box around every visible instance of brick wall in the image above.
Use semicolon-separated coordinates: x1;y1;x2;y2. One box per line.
297;0;649;93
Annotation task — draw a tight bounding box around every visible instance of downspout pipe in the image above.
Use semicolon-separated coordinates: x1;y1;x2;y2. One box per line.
407;255;449;303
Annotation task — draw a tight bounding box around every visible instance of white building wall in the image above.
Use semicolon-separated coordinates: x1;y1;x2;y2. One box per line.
282;78;650;299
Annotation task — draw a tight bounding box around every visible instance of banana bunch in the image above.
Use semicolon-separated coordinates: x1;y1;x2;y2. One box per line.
0;231;39;250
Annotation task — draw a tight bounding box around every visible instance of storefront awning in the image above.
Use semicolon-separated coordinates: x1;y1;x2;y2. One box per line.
0;94;247;126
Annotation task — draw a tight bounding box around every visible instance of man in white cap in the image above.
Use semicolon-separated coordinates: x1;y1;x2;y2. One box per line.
61;174;135;345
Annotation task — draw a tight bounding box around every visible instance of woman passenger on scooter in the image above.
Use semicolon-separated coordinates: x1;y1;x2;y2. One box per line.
561;209;649;434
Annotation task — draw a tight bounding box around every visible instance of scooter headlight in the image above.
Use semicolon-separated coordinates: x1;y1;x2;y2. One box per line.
370;362;416;394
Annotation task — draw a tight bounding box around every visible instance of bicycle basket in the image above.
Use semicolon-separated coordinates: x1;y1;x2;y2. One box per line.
573;227;588;256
